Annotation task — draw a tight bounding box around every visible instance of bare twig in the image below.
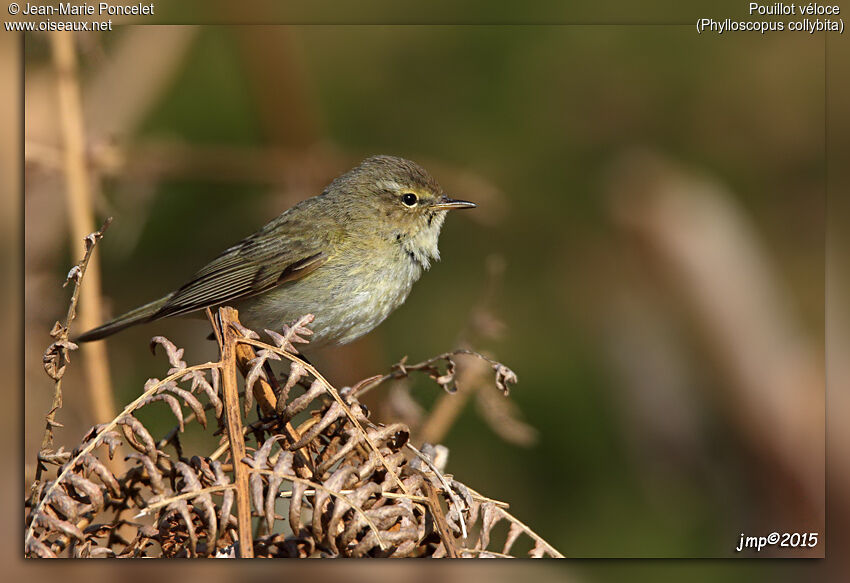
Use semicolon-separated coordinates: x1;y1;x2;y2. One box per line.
230;325;309;454
419;354;488;445
203;310;313;478
35;218;112;486
424;480;459;558
354;349;517;399
217;307;254;558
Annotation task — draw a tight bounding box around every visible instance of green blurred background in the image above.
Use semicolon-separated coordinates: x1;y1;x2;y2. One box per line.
23;14;831;568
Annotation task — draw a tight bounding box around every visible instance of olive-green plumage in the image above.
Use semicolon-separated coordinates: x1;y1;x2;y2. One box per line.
76;155;475;346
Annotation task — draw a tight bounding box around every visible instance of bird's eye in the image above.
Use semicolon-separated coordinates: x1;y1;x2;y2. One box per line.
401;193;418;207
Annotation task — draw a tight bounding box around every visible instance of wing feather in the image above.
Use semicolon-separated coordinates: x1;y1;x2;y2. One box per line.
154;214;332;318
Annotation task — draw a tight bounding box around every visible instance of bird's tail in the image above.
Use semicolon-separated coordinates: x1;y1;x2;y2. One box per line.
74;295;172;342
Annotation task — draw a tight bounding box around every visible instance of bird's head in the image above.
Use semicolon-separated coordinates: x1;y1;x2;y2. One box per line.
327;155;476;267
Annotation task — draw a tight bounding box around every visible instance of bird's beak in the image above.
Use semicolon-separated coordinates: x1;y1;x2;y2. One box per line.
432;195;477;211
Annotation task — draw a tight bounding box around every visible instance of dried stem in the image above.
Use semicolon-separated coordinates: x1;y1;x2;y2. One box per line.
217;307;254;558
136;484;237;517
354;349;512;398
50;31;115;425
235;342;278;416
419;355;489;445
231;331;309;457
204;310;313;477
35;218;112;486
424;480;459;558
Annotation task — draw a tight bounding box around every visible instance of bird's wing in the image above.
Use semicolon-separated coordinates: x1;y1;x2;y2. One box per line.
155;220;331;319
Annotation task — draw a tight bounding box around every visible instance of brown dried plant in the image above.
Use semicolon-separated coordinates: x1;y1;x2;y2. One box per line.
25;226;562;559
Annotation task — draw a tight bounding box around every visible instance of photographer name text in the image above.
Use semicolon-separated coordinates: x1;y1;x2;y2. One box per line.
18;2;153;16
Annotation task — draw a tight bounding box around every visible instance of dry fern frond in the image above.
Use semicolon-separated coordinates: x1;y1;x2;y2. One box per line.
27;264;560;558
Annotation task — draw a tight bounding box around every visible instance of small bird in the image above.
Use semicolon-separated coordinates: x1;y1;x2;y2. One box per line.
76;155;476;347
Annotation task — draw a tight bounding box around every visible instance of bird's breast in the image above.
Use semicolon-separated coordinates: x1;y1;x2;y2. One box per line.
237;241;424;347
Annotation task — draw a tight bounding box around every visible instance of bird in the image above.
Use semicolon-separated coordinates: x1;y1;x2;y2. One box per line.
75;155;476;347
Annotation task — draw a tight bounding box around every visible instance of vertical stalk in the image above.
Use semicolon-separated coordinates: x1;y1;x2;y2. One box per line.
218;307;254;558
50;31;115;424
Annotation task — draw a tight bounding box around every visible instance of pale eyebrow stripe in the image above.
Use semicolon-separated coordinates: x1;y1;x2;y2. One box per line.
377;180;403;192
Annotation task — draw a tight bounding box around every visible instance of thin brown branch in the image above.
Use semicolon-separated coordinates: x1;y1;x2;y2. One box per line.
424;480;459;558
217;307;254;558
419;355;489;445
234;341;279;416
206;310;313;478
35;218;112;486
354;349;515;398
